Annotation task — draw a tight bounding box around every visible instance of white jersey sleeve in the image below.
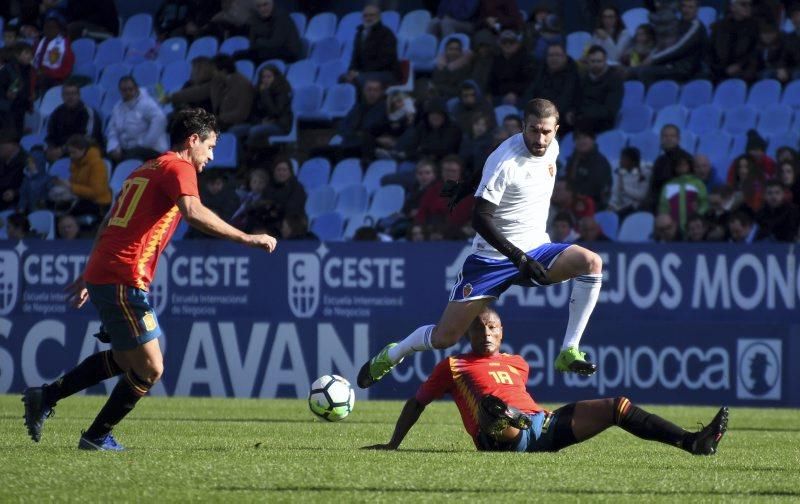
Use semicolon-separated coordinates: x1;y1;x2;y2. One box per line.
474;141;511;205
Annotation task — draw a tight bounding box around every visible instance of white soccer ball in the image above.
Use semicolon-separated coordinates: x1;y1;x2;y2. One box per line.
308;374;355;422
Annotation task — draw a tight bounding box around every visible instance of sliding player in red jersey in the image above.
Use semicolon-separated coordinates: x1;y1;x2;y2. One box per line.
22;108;277;451
365;306;728;455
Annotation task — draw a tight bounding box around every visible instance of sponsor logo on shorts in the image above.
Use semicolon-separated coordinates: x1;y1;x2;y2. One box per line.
463;283;473;298
736;339;781;400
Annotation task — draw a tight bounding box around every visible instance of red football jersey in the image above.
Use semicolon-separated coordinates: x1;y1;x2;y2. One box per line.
415;353;543;444
84;152;199;290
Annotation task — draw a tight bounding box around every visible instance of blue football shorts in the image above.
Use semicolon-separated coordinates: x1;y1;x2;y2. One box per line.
476;403;578;452
86;283;162;351
449;243;573;302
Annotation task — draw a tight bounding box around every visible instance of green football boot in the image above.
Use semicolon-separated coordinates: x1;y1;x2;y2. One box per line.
356;343;403;389
554;347;598;376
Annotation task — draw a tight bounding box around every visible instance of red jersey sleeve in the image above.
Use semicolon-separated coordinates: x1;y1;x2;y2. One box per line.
161;157;200;203
415;358;454;406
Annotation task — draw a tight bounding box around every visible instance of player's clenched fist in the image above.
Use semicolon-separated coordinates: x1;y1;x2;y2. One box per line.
247;234;277;252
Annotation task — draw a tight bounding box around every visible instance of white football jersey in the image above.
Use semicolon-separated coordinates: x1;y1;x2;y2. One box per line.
472;133;559;259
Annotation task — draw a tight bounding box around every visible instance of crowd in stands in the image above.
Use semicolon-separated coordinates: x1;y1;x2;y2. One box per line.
0;0;799;244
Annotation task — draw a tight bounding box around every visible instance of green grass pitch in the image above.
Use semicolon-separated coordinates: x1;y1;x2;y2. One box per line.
1;395;799;502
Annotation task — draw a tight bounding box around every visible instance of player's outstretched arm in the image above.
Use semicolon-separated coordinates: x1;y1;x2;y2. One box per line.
177;195;277;252
362;398;426;450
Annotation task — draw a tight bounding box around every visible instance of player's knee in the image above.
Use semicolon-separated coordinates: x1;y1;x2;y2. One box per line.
430;326;459;349
583;250;603;275
135;361;164;385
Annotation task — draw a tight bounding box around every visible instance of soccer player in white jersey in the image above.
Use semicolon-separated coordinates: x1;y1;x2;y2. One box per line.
358;98;602;389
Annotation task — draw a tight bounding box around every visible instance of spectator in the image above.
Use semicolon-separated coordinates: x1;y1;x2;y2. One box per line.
232;167;269;230
208;54;255;130
427;0;480;37
754;21;796;83
528;11;565;61
564;128;612;209
54;134;111;217
342;4;400;87
206;0;252;39
776;147;797;167
549;211;579;243
522;44;580;131
57;214;80;239
756;180;800;241
0;42;34;136
469;30;497;93
476;0;524;36
620;24;657;69
728;209;759;243
608;146;652;218
451;80;495;135
729;154;767;211
786;4;800;78
648;124;692;209
406;223;428;242
415;155;474;235
726;130;776;184
705;185;737;240
106;76;168;163
647;0;681;47
166;56;217;113
685;213;709;242
402;159;438;220
64;0;119;40
578;215;610;242
502;114;523;136
488;30;535;106
238;64;291;148
693;153;721;192
375;90;416;156
548;179;595;228
238;0;301;64
590;6;631;64
572;45;623;133
396;99;462;162
280;213;318;241
353;226;380;241
194;170;240;226
32;13;74;93
3;21;19;48
658;153;708;232
6;212;32;240
707;0;759;81
779;161;800;204
458;112;494;176
653;213;682;242
0;129;27;210
45;81;102;162
262;157;307;229
431;37;473;99
155;0;219;41
17;152;52;214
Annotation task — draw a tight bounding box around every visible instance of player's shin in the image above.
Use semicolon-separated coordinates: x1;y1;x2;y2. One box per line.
43;350;123;405
562;274;602;350
613;397;693;450
84;370;153;439
387;325;436;363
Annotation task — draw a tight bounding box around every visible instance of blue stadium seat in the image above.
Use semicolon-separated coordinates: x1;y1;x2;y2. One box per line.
781;80;800;108
187;36;218;60
382;10;400;33
316;83;356;120
71;38;96;66
679;79;712;109
124;37;156;64
368;185;405;219
565;31;590;60
559;132;574;160
94;37;124;69
309;36;341;64
596;129;626;162
594;210;619;241
72;62;98;81
157;37;187;64
49;158;71;179
219;36;249;55
298;157;331;192
686;104;722;135
109;158;141;197
316;59;348;89
290;12;307;37
235;59;254;81
253;59;287;84
721;105;758;136
292;84;324;120
20;132;46;151
28;210;56;239
757;104;793;138
0;209;15;239
712;78;747;108
343;213;373;239
404;34;437;73
336;11;362;44
339;37;355;65
623;80;645;107
206;133;237;169
698;6;717;31
680;130;698;153
627;130;660;163
494;105;520;125
398;10;431;42
38;85;63;118
311;211;345;241
98;63;132;94
287;59;318;88
617;104;653;133
652;104;688;133
617;211;653;243
99;92;118;120
622;7;649;33
363;160;396;195
132;61;161;89
438;33;470;54
730;133;747;159
305;12;337;44
335;184;369;217
121;13;153;43
305;186;337;219
746;79;781;109
269;117;298;145
767;132;800;158
161;60;191;93
330;158;363;192
644;80;680;111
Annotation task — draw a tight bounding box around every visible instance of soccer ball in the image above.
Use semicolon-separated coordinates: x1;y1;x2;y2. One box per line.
308;375;355;422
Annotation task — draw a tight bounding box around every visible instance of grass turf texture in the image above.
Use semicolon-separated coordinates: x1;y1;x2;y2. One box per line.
1;395;799;502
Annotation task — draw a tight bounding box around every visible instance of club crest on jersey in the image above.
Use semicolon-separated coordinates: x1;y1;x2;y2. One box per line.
548;164;555;177
463;283;473;298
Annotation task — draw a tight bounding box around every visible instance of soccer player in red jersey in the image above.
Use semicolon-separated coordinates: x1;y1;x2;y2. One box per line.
365;307;728;455
22;108;277;451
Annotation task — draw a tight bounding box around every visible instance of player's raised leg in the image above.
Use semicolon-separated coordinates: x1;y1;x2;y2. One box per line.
546;245;602;375
357;298;491;388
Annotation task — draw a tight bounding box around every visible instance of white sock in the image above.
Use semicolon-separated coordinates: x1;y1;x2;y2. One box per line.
387;325;435;362
562;274;602;350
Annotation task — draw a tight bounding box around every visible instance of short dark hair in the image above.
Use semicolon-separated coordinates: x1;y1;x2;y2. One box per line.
8;213;31;233
661;123;680;136
169;108;219;147
12;42;32;56
686;213;706;225
468;306;500;334
730;210;753;227
118;75;137;88
523;98;559;124
620;146;641;166
65;134;91;150
765;179;784;190
587;45;607;57
445;37;462;49
213;54;236;74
